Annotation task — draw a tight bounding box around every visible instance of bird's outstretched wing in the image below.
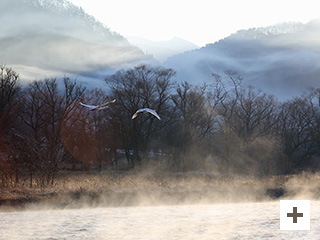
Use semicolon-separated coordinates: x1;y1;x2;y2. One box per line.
132;108;161;120
143;108;161;120
132;110;139;119
98;99;116;108
80;102;98;110
80;99;116;111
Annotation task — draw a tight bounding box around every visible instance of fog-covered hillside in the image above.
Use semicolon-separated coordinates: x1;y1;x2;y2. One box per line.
2;0;320;99
0;0;151;86
164;20;320;99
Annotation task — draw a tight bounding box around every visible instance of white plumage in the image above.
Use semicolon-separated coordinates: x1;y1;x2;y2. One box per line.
132;108;161;120
80;99;116;111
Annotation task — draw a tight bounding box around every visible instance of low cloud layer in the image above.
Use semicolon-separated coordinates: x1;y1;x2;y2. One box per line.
0;0;150;85
164;20;320;100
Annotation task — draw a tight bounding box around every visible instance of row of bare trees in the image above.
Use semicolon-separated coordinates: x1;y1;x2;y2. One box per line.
1;64;320;188
0;66;87;187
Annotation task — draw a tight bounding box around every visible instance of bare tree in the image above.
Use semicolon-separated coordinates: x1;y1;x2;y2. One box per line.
211;71;243;174
306;88;320;168
0;65;21;187
277;89;320;171
106;65;175;167
15;78;86;186
232;86;278;141
83;89;113;171
60;77;87;170
212;71;280;175
15;81;47;187
60;96;96;170
171;82;217;170
0;65;20;115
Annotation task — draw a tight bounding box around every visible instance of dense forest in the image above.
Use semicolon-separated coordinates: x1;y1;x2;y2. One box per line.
1;64;320;188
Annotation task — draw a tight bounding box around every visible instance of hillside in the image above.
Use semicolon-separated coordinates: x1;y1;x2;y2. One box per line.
164;20;320;99
0;0;151;86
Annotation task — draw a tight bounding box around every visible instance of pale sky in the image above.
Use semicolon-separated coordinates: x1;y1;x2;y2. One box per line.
68;0;320;47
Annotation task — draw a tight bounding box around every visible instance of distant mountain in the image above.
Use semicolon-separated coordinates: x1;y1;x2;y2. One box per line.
0;0;151;87
164;20;320;100
126;36;199;62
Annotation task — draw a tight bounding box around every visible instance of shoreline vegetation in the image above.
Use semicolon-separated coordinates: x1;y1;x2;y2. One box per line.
2;65;320;213
1;171;319;212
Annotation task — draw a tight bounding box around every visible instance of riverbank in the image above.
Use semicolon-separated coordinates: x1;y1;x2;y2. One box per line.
1;171;319;212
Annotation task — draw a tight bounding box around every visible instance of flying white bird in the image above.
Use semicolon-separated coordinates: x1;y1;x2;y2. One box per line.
80;99;116;111
132;108;161;120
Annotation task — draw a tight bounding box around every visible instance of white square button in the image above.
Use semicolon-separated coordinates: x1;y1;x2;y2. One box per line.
280;200;310;230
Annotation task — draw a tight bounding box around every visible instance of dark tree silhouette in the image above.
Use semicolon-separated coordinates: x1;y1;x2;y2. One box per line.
0;65;20;187
106;65;175;166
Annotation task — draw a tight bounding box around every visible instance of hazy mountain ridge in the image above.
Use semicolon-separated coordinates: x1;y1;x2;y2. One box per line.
2;0;320;98
23;0;75;12
164;20;320;99
230;22;305;40
0;0;150;85
6;0;123;43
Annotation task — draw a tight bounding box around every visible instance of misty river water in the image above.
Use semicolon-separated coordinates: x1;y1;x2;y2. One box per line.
1;201;320;240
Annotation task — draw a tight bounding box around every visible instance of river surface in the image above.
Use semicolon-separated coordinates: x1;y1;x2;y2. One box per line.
1;201;320;239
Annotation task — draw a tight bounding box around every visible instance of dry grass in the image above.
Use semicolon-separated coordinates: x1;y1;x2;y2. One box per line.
1;171;320;211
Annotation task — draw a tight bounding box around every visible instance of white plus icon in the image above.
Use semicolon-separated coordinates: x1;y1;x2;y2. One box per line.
280;200;310;230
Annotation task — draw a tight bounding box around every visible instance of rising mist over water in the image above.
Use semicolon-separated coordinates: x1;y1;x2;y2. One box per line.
2;1;320;239
2;201;320;239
